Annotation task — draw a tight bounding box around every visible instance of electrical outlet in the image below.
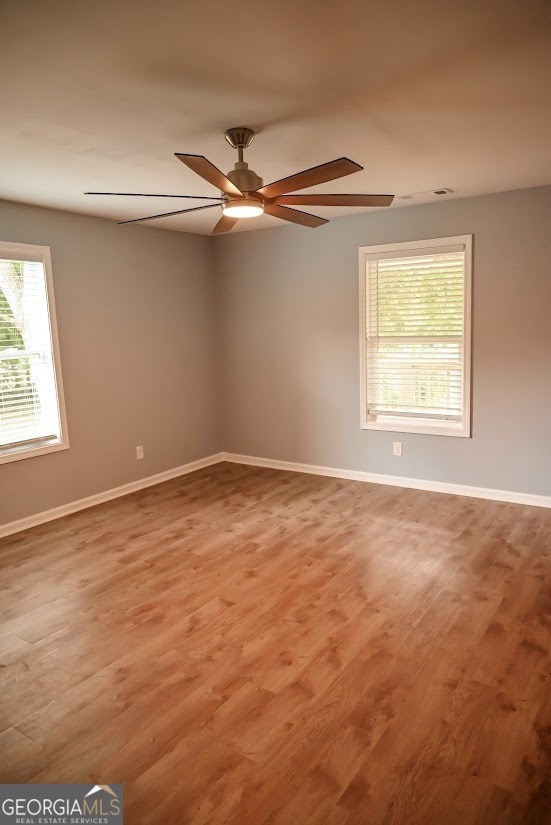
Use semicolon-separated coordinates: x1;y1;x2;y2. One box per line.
136;445;144;460
393;441;403;457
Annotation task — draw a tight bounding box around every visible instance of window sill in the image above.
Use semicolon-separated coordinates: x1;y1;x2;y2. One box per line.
361;417;470;438
0;438;69;465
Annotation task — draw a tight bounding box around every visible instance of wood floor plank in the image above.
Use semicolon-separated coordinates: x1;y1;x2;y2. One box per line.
1;463;549;823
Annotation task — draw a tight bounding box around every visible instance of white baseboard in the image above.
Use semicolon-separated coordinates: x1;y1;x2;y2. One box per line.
0;453;225;539
3;449;549;539
220;452;551;509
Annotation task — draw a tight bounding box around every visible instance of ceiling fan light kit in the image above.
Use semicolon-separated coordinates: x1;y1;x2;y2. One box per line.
222;198;264;218
86;127;394;233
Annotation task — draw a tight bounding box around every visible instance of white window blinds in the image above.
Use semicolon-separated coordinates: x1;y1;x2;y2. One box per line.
360;237;471;436
0;246;67;459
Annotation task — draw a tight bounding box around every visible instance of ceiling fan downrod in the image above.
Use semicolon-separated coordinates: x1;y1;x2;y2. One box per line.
224;127;263;194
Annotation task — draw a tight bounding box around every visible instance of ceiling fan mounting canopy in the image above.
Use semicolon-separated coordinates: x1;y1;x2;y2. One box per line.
224;126;256;151
85;126;394;231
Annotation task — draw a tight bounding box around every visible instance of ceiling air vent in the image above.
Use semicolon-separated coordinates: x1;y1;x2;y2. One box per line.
400;187;454;200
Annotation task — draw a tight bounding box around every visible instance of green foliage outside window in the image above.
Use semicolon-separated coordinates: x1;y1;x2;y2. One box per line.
0;261;40;433
368;258;464;416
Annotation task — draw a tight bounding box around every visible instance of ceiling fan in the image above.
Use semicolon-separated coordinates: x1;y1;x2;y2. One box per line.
86;127;394;233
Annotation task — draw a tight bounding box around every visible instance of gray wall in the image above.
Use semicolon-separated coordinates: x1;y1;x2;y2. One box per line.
2;185;550;527
0;200;219;524
214;185;551;496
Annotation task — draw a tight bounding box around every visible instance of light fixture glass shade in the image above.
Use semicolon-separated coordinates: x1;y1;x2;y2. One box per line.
222;198;264;218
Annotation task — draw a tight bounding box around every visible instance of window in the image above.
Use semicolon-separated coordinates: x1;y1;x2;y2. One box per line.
359;235;472;437
0;242;68;463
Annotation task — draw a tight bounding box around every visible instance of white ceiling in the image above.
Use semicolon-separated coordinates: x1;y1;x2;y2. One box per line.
1;0;550;234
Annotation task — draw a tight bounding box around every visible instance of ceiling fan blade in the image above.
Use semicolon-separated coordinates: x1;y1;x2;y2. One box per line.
175;154;243;197
118;203;220;225
274;193;394;208
212;214;238;235
85;192;223;200
256;158;362;199
264;203;328;228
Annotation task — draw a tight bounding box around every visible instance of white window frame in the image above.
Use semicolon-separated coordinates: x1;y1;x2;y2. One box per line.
359;235;472;438
0;241;69;464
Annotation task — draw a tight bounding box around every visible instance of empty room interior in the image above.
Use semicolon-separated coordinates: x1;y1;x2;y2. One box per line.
1;0;550;822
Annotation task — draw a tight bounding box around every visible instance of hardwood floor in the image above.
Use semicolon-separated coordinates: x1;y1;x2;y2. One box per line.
1;462;549;824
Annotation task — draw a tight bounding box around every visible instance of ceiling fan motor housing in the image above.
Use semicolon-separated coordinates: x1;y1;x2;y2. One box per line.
226;162;263;196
